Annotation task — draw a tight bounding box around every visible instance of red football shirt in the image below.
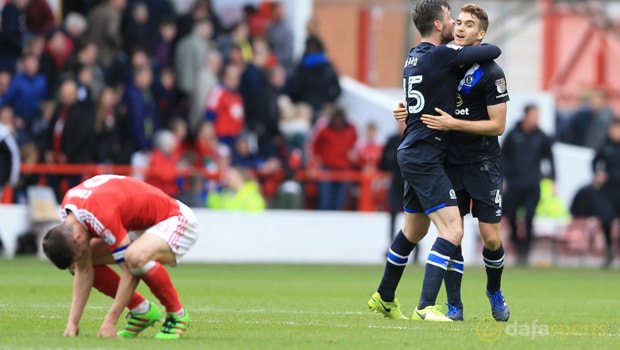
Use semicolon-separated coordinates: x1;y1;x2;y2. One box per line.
60;175;181;250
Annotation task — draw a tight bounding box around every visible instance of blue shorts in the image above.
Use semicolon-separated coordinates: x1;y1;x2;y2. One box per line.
445;158;503;223
397;141;457;214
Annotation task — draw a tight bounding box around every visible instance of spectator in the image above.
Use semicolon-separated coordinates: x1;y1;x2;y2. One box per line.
225;44;247;70
310;106;357;210
0;0;28;73
63;12;88;54
151;66;178;128
138;0;175;30
290;35;341;121
0;106;20;200
271;169;304;210
243;3;271;38
42;79;95;201
355;121;383;171
83;0;127;68
207;166;266;212
39;30;73;99
119;66;158;164
65;41;105;102
13;141;39;204
249;63;286;158
572;118;620;267
145;129;181;197
0;105;16;135
93;87;121;164
231;134;281;178
128;47;152;73
189;50;222;136
25;0;55;36
74;63;96;103
219;21;253;65
0;70;13;106
150;16;177;72
174;19;214;104
350;120;383;211
177;171;206;208
564;88;614;149
174;0;223;44
278;98;312;151
502;104;556;265
194;120;222;171
206;63;245;149
23;33;46;58
4;54;47;145
267;2;294;75
122;1;157;55
239;37;270;135
169;116;192;161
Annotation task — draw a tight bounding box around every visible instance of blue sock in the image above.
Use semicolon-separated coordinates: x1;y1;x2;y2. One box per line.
377;230;417;301
444;245;464;308
418;238;457;309
483;243;505;293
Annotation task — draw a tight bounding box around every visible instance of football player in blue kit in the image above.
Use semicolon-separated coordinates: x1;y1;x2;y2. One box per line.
367;0;502;321
380;3;511;322
419;3;510;322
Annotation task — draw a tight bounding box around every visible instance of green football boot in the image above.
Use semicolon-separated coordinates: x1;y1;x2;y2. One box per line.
155;311;190;339
368;292;409;319
117;304;163;338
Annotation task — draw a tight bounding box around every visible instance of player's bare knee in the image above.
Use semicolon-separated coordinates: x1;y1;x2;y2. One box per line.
438;227;463;245
483;235;502;250
124;249;152;275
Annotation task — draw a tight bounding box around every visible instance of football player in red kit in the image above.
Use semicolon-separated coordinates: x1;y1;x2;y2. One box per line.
42;174;198;339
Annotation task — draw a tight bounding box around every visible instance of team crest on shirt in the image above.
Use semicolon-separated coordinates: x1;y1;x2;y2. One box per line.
495;78;507;93
101;229;116;245
464;75;474;86
449;189;457;200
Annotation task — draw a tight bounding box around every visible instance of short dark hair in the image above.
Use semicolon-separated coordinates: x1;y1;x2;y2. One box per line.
42;223;77;270
412;0;451;37
523;103;538;115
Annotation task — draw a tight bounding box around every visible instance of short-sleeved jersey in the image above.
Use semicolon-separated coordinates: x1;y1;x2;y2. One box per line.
447;61;510;164
60;175;181;250
398;42;501;151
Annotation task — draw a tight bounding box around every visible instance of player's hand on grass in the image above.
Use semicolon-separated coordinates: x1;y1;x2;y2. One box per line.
421;107;455;130
393;102;407;122
97;323;118;338
64;323;79;337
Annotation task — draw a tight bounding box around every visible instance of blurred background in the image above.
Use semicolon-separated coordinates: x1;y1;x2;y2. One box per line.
0;0;618;267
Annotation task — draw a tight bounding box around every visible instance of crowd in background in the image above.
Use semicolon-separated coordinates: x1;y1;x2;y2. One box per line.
0;0;617;219
0;0;384;211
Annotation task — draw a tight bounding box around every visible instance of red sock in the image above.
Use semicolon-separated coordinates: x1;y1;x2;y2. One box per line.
141;262;182;313
93;265;145;310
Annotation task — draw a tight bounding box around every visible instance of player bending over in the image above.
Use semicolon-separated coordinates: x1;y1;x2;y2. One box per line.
42;174;198;339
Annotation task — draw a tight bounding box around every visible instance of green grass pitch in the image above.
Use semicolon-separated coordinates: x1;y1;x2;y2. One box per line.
1;257;619;349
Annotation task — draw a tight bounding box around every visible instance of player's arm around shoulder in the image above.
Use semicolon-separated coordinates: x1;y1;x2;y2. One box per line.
453;43;502;65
